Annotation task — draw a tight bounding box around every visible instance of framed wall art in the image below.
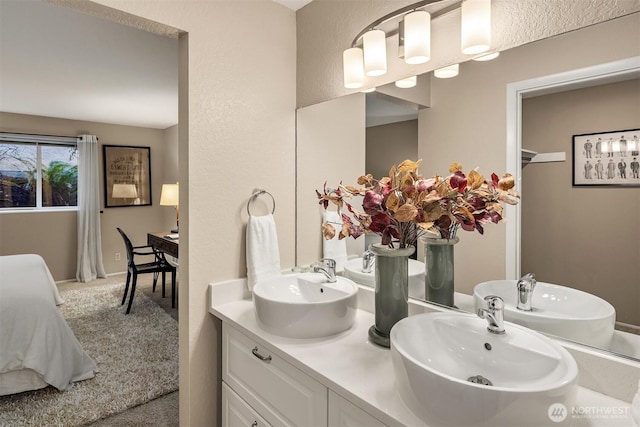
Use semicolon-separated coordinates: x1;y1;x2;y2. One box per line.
103;145;152;207
572;129;640;187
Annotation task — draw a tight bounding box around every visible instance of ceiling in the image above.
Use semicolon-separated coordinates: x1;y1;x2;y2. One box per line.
0;0;312;130
0;0;181;129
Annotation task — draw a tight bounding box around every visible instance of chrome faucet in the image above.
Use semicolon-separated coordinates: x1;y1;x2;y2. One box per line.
516;273;536;311
313;258;337;283
477;295;506;334
362;250;375;273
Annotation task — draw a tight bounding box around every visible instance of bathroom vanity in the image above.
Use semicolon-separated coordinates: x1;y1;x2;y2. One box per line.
209;279;638;426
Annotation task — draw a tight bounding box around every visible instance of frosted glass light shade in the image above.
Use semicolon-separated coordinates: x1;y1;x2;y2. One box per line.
461;0;491;55
363;29;387;77
611;139;621;153
395;76;417;88
343;47;364;89
434;64;459;78
404;11;431;65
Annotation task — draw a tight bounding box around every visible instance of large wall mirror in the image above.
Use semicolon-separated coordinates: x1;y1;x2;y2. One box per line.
296;13;639;361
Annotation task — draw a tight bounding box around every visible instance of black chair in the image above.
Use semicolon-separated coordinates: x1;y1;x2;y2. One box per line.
117;227;176;314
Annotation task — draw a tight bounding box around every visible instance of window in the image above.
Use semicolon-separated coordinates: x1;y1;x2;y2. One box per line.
0;141;78;209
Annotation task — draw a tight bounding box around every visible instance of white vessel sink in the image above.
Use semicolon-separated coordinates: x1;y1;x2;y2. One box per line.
343;257;426;299
390;312;578;426
473;280;616;348
252;273;358;339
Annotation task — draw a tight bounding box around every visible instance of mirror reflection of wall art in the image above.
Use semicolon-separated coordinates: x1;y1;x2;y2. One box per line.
572;129;640;187
103;145;152;207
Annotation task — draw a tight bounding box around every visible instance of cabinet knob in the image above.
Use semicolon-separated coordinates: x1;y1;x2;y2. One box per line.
251;422;258;427
251;346;272;362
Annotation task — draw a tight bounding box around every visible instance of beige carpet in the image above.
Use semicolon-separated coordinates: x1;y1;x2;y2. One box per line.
0;282;179;426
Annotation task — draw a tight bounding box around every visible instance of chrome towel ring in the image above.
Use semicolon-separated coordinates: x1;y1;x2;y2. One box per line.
247;188;276;216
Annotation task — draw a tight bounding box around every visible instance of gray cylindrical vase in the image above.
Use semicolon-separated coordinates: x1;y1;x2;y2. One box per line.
368;243;415;348
424;236;459;307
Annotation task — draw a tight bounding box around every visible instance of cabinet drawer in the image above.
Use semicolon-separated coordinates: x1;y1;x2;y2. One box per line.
328;391;388;427
223;324;327;427
223;382;271;427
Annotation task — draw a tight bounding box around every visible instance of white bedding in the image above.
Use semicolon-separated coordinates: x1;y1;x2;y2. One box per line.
0;254;97;395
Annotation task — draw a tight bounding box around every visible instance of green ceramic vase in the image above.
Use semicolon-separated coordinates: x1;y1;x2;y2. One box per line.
424;236;459;307
368;243;415;348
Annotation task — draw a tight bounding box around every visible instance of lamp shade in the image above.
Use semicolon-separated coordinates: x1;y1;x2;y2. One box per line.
434;64;459;78
160;183;179;206
363;29;387;77
461;0;491;55
112;183;138;198
343;47;364;89
395;75;417;88
404;11;431;65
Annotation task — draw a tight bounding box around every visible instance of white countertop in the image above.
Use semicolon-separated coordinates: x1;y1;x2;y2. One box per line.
209;279;637;427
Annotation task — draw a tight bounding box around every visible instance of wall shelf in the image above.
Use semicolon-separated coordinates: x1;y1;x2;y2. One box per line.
522;149;566;164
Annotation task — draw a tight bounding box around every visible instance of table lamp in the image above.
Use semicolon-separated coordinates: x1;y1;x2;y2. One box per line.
160;182;179;233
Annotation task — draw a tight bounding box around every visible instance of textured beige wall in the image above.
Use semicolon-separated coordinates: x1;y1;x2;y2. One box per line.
366;119;418;179
68;1;297;425
419;13;640;296
296;93;366;265
0;111;170;280
522;80;640;326
297;0;640;108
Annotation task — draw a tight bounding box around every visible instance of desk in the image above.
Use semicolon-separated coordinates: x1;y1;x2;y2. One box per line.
148;232;179;258
148;231;178;309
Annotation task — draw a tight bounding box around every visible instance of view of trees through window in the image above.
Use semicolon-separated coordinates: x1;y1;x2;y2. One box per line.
0;142;78;209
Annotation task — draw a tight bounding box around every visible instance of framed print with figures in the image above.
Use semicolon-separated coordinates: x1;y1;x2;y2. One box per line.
572;129;640;187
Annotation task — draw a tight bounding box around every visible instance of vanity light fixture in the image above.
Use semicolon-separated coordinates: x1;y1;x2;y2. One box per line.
343;0;495;89
343;47;365;89
403;11;431;64
395;75;417;88
434;63;459;78
363;29;387;76
461;0;491;55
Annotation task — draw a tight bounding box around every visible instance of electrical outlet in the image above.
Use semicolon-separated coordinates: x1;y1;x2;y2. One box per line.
115;252;121;261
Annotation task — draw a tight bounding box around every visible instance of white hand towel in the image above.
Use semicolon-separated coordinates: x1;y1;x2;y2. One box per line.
322;211;348;273
246;213;281;291
632;379;640;426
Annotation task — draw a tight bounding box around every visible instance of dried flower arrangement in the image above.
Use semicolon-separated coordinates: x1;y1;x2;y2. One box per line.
317;159;520;249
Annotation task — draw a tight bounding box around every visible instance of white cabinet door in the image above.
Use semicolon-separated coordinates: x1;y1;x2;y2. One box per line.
223;382;272;427
328;391;388;427
223;324;327;427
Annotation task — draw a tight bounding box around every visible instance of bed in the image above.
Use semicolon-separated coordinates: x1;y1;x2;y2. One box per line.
0;254;96;395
